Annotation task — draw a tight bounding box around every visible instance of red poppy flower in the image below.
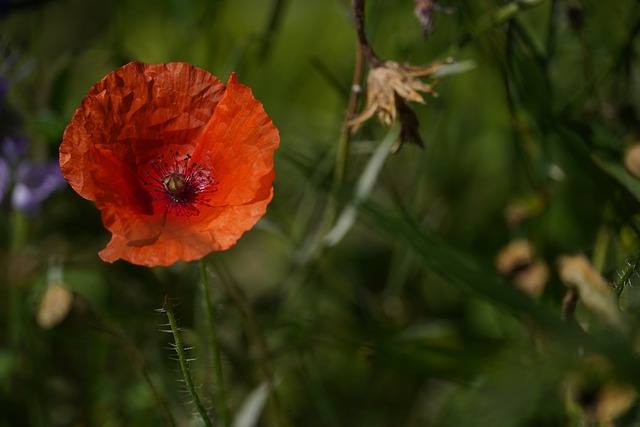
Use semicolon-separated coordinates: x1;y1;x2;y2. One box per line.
60;62;279;267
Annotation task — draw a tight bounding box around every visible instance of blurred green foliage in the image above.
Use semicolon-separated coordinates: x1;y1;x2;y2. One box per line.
3;0;640;426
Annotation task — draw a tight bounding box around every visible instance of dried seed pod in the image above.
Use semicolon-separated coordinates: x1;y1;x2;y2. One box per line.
495;239;548;297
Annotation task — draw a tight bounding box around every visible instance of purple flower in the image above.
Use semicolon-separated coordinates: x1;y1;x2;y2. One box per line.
0;48;59;216
413;1;455;37
1;136;28;163
0;136;65;216
11;160;65;216
414;0;435;35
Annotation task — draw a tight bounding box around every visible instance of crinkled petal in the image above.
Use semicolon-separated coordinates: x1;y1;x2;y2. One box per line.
98;73;279;266
191;73;279;206
99;188;274;267
60;62;226;202
61;62;279;266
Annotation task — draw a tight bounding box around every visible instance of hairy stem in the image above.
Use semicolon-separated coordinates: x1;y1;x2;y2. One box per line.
163;297;213;427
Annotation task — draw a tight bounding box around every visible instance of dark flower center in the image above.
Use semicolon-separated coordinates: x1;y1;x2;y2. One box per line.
163;172;186;196
144;150;216;216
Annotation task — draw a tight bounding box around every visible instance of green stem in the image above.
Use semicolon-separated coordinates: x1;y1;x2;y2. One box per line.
8;211;28;349
259;0;289;60
298;7;366;264
163;297;213;427
199;260;230;427
592;225;610;274
209;257;292;427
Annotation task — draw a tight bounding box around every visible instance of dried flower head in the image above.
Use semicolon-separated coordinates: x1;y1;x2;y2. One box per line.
60;62;279;267
565;354;635;424
558;255;627;332
495;238;549;297
349;59;446;151
350;60;439;129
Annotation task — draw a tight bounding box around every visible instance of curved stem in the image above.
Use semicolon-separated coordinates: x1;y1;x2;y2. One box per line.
199;260;231;427
352;0;382;67
335;32;366;192
163;297;213;427
295;6;367;265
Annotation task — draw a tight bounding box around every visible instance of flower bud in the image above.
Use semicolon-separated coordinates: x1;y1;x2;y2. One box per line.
37;282;73;329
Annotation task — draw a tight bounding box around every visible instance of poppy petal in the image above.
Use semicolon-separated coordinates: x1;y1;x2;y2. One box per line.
98;188;274;267
60;63;279;266
191;73;279;207
61;62;225;201
99;74;279;266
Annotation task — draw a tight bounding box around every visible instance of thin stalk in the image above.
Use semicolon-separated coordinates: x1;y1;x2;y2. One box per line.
208;257;292;427
352;0;382;67
297;7;366;264
592;225;610;274
8;211;28;350
333;0;373;210
335;37;365;194
98;321;177;427
199;260;230;427
259;0;289;60
163;298;213;427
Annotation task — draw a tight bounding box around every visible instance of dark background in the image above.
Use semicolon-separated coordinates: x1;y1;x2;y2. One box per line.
2;0;640;426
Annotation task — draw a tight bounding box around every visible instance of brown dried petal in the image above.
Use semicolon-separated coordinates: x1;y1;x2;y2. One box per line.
624;143;640;179
395;95;424;152
513;261;549;298
390;78;427;104
400;61;445;77
495;239;548;297
349;60;439;131
565;354;635;423
594;384;636;422
558;255;608;290
558;255;627;332
495;239;535;275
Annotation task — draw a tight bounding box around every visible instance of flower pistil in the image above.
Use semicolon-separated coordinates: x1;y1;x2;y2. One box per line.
144;149;216;216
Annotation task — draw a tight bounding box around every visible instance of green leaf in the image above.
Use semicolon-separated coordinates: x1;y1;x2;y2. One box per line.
592;156;640;202
324;127;399;246
431;60;477;79
359;199;586;343
232;380;278;427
